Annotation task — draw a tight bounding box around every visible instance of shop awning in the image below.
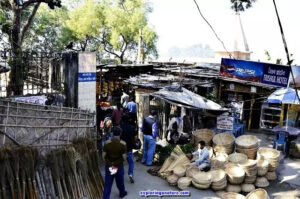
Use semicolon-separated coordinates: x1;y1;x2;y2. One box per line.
151;86;227;111
267;88;300;104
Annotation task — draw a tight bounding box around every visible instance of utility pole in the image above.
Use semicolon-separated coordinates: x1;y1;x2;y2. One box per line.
272;0;299;102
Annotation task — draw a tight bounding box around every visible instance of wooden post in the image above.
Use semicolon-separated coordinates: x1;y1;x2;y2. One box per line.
218;80;222;100
248;98;255;131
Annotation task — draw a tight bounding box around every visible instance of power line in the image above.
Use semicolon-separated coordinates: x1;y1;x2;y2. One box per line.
192;0;233;58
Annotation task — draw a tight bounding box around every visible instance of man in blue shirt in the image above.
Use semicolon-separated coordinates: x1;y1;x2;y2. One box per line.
126;97;137;126
141;110;158;166
191;140;210;171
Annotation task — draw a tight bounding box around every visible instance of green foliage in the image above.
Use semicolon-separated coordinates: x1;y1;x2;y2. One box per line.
156;145;175;155
24;5;72;51
180;143;195;154
231;0;256;12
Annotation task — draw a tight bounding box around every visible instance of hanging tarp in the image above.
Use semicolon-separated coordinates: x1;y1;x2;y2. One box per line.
151;86;226;111
267;88;300;104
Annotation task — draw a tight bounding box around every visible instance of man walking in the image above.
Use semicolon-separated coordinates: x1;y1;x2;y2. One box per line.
141;110;158;166
112;103;123;126
125;97;137;126
103;127;127;199
120;114;137;183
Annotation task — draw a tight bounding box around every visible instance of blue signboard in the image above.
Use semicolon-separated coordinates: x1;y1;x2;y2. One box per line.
78;72;96;82
220;58;290;87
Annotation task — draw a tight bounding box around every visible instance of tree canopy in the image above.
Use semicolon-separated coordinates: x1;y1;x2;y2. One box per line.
230;0;257;12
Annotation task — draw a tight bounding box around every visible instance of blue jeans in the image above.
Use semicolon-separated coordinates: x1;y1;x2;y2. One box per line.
102;133;112;147
142;135;156;165
127;152;134;176
103;165;127;199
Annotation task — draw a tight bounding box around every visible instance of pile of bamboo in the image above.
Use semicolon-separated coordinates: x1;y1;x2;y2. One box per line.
0;138;104;199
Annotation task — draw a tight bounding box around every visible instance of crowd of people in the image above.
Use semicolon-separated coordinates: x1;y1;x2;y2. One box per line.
100;94;212;199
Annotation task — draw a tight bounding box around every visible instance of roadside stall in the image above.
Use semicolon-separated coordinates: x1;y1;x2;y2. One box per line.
260;88;300;129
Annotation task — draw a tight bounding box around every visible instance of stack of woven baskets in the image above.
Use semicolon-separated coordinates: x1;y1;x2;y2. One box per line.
193;129;214;146
236;135;259;159
191;172;212;189
257;148;280;182
213;133;235;154
229;153;248;164
225;164;245;185
177;177;192;190
211;152;229;169
210;169;227;191
239;160;258;184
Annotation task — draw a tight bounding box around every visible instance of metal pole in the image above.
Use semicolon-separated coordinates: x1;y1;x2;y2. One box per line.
272;0;300;103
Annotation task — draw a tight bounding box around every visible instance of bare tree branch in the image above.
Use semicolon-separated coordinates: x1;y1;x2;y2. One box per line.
21;2;40;44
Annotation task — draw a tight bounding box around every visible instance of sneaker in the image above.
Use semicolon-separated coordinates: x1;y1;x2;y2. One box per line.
129;175;134;183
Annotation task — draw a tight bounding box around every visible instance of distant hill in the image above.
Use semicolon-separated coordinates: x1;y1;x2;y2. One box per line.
167;44;215;58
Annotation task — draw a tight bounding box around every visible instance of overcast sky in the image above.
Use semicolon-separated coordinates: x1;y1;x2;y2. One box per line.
148;0;300;64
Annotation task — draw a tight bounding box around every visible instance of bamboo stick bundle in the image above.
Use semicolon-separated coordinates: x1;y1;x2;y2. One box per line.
23;148;34;199
62;149;76;199
66;146;82;198
0;148;7;199
56;149;70;199
10;148;22;199
3;148;16;199
42;167;55;199
89;150;104;198
46;150;64;199
18;147;29;199
31;148;40;199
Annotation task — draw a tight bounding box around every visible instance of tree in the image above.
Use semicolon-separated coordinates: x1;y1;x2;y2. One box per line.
0;0;62;96
24;4;71;52
65;0;158;63
100;0;157;63
65;0;105;51
230;0;256;12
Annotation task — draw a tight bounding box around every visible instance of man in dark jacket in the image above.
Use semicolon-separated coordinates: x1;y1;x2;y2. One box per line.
103;127;127;199
120;114;137;183
141;110;158;166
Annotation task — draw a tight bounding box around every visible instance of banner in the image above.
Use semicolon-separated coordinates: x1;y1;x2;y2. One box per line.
78;53;96;112
220;58;290;87
217;116;234;131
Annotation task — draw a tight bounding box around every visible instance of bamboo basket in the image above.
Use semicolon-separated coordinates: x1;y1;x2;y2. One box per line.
225;165;245;185
255;177;270;188
177;177;192;190
236;147;258;160
223;192;246;199
242;184;255;193
213;133;235;155
226;184;242;193
246;188;270;199
193;172;212;185
229;153;248;164
167;174;179;186
173;165;186;177
191;180;210;189
211;152;229;169
244;175;257;184
257;148;280;171
186;166;200;178
257;160;269;177
193;129;214;146
266;172;277;181
235;135;259;149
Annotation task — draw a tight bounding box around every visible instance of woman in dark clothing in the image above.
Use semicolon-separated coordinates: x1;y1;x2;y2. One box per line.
120;114;137;183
